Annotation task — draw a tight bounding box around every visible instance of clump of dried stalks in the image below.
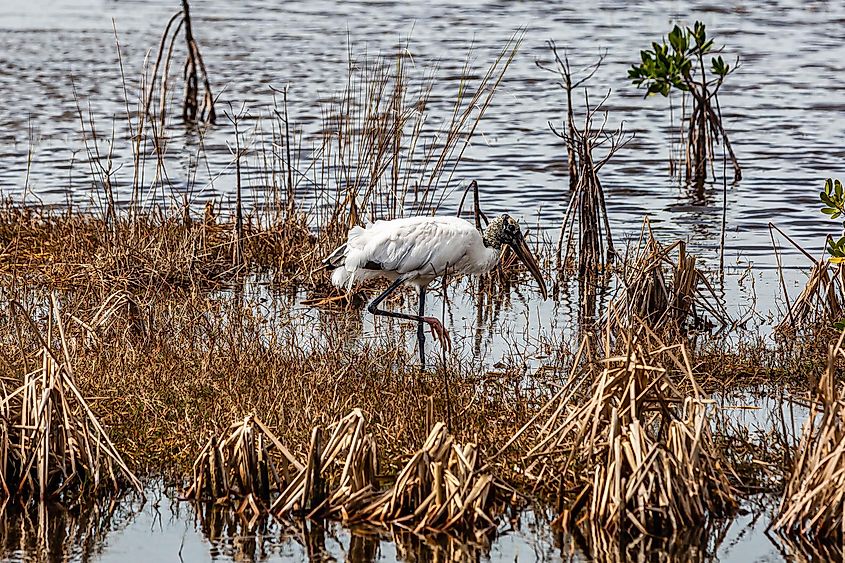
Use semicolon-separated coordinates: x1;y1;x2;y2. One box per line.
0;299;142;502
186;409;506;536
775;332;845;541
605;219;728;337
504;331;737;535
349;421;506;535
539;44;630;280
773;250;845;335
185;415;305;516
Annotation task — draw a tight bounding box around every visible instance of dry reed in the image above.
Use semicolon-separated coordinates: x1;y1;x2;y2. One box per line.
504;330;737;534
605;219;728;338
775;331;845;541
0;298;142;502
186;409;507;535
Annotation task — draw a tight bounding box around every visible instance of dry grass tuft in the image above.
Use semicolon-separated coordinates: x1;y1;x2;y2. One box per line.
0;298;142;502
0;203;316;292
187;409;506;536
775;260;845;335
605;220;727;337
349;421;507;536
185;414;306;517
505;330;736;534
775;332;845;541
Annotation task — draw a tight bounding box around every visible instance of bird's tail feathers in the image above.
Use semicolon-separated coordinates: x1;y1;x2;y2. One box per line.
331;266;354;290
322;242;348;270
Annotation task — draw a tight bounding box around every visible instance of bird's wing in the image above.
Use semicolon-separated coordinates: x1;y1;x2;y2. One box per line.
351;218;478;278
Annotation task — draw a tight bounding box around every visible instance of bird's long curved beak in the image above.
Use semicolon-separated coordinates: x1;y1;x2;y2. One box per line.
510;235;548;300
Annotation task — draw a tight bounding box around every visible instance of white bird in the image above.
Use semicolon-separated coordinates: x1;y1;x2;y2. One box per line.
323;214;548;367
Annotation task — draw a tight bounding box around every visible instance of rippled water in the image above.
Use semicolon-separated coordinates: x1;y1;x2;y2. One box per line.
1;0;843;560
2;0;844;267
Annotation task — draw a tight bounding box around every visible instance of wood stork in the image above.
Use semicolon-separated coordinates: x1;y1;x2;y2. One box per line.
323;214;548;367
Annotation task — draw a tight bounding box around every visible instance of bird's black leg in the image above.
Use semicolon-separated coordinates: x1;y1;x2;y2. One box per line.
418;287;426;369
367;278;451;360
367;278;417;321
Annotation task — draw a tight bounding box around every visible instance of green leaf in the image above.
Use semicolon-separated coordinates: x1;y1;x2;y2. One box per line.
669;26;683;52
821;192;835;206
825;178;833;195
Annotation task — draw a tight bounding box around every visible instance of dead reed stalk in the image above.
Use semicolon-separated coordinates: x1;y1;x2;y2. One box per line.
0;299;143;502
774;331;845;541
504;330;736;535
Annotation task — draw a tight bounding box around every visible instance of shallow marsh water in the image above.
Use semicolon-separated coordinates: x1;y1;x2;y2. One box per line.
1;0;844;560
0;484;806;562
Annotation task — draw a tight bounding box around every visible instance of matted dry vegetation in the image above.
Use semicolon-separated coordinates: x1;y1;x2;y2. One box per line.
0;204;838;542
2;8;845;555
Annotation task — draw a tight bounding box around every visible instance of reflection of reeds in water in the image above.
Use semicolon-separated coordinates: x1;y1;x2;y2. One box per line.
191;503;495;563
563;515;734;563
775;332;845;542
0;493;138;562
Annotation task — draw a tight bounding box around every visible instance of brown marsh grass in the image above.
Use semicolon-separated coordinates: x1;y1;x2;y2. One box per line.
3;9;845;550
502;329;737;535
775;331;845;542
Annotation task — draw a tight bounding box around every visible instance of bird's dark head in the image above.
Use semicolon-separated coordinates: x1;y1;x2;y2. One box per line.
483;214;548;300
482;214;521;250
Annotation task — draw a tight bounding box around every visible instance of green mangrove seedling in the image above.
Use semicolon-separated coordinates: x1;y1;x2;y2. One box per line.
629;22;740;187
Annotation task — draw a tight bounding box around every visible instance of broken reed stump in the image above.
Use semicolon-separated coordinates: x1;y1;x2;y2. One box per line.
186;410;507;536
0;299;143;502
605;218;728;338
775;332;845;541
504;331;737;535
144;0;216;126
185;414;304;515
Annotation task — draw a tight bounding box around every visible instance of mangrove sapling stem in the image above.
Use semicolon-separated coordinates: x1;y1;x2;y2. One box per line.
629;22;740;186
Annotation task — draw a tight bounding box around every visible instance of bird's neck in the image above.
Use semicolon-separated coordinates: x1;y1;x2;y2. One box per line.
476;244;501;274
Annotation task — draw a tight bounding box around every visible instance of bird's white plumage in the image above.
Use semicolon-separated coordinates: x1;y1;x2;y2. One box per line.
331;216;500;290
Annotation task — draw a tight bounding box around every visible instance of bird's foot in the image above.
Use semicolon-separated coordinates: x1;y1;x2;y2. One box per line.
422;317;451;352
